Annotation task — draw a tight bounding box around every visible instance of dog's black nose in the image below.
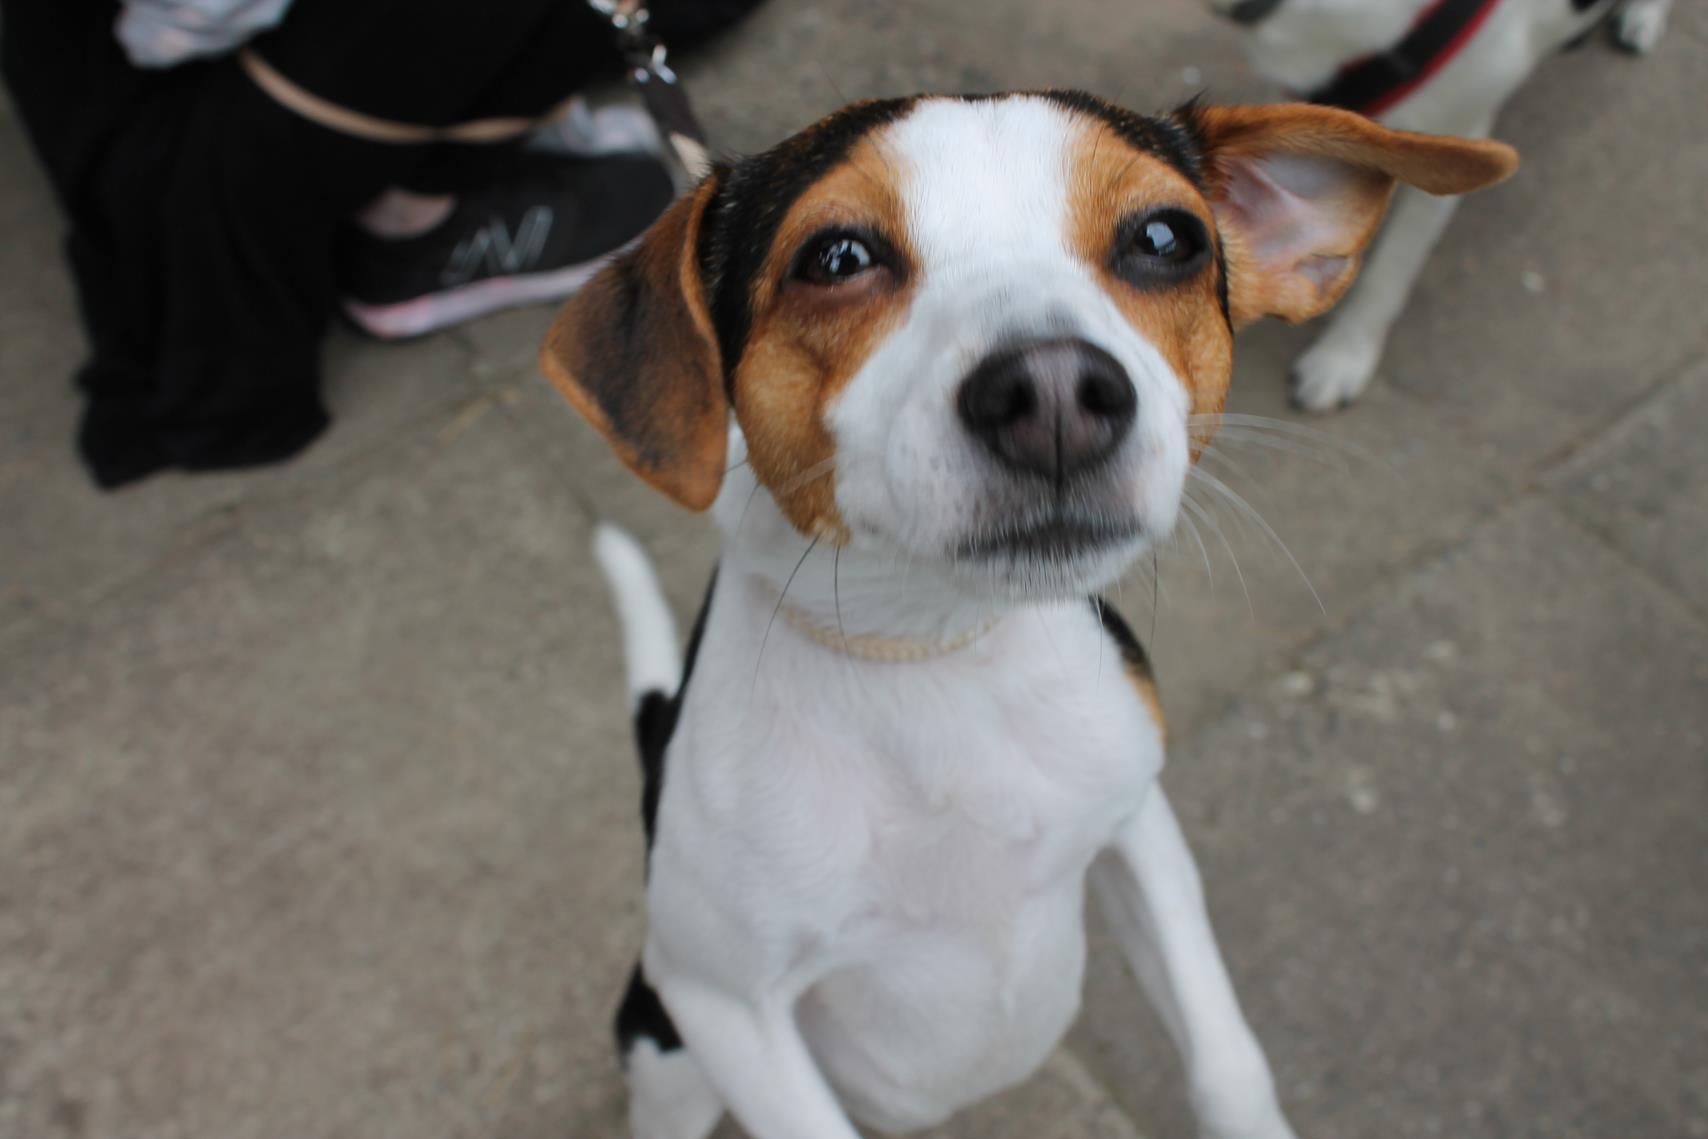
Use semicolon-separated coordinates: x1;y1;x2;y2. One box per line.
957;338;1136;483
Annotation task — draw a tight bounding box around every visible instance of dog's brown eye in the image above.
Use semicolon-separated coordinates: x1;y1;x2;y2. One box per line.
1113;209;1209;284
793;230;885;286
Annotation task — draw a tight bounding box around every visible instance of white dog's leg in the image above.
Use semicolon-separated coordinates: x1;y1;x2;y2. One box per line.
1091;789;1297;1139
655;978;865;1139
1289;179;1468;411
1615;0;1671;53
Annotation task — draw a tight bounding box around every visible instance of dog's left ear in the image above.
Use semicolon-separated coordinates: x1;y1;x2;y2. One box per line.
1183;103;1518;327
539;177;728;511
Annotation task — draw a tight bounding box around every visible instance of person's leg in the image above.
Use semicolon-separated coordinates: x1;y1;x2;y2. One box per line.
1;0;225;483
147;63;414;473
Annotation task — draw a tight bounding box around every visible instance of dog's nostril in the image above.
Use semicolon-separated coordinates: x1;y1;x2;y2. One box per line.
1078;367;1136;420
960;369;1036;430
957;337;1137;482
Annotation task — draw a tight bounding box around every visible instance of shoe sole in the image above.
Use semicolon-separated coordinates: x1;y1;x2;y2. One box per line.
342;254;615;340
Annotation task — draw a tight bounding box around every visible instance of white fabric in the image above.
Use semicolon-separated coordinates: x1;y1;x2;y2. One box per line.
116;0;295;68
528;96;664;159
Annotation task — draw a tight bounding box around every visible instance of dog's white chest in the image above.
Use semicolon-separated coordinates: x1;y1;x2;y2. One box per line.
795;762;1112;1132
646;587;1163;1131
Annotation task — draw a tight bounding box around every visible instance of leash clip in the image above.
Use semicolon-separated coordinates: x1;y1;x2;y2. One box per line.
588;0;666;74
587;0;710;181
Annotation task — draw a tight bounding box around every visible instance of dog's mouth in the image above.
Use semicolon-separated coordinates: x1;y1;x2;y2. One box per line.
958;516;1143;563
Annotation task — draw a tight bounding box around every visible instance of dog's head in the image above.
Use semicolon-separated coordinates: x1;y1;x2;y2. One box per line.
542;92;1513;601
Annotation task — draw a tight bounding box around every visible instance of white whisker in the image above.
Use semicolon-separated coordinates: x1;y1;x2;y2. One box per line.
1190;468;1325;615
1195;444;1265;496
1183;487;1252;620
1201;429;1353;473
1176;505;1214;590
1188;413;1384;467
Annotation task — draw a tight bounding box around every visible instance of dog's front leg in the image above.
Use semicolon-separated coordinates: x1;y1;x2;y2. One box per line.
1090;789;1298;1139
655;975;864;1139
1289;173;1474;412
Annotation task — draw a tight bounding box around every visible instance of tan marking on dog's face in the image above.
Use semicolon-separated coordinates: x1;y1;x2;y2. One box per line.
1065;121;1233;455
730;137;917;540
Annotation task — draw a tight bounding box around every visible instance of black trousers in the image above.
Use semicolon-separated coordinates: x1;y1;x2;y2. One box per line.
0;0;757;487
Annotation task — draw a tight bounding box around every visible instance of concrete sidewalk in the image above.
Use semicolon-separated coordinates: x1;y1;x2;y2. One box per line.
2;2;1704;1137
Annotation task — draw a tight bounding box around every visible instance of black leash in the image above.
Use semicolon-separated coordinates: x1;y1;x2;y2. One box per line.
588;0;713;181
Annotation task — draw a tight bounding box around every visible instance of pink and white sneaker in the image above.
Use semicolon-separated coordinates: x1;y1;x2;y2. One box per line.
337;152;674;340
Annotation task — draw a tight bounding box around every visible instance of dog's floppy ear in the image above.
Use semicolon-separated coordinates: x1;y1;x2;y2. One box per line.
539;177;726;511
1184;103;1518;327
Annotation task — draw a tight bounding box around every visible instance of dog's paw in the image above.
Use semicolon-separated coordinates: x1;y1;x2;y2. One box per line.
1197;1105;1301;1139
1191;1060;1301;1139
1614;0;1669;54
1287;332;1381;413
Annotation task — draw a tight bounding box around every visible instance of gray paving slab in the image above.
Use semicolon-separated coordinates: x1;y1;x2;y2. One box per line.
0;408;641;1139
1071;499;1708;1139
1546;358;1708;617
0;327;481;638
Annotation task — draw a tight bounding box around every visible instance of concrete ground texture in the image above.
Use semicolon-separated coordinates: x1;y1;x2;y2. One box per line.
3;1;1705;1137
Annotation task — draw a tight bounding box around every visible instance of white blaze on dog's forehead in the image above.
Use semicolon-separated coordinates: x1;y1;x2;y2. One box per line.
881;97;1079;279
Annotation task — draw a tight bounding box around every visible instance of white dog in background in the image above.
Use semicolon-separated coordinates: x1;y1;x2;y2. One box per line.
1213;0;1672;409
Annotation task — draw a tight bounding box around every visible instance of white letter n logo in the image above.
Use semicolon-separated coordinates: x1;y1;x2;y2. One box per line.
441;206;555;287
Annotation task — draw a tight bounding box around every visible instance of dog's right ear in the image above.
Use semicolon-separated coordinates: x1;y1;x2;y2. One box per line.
539;177;727;511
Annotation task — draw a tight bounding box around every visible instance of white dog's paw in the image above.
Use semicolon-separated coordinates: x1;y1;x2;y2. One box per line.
1614;0;1669;54
1200;1121;1299;1139
1196;1101;1301;1139
1288;332;1382;413
1191;1059;1301;1139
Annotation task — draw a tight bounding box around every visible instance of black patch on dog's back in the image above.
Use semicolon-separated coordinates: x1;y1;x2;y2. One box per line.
633;569;717;850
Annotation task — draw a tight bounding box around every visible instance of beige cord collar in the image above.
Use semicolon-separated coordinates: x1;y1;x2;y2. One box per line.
239;48;573;145
778;604;1000;664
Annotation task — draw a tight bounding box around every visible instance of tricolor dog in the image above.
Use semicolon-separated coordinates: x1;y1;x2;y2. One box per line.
540;92;1515;1139
1211;0;1671;409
